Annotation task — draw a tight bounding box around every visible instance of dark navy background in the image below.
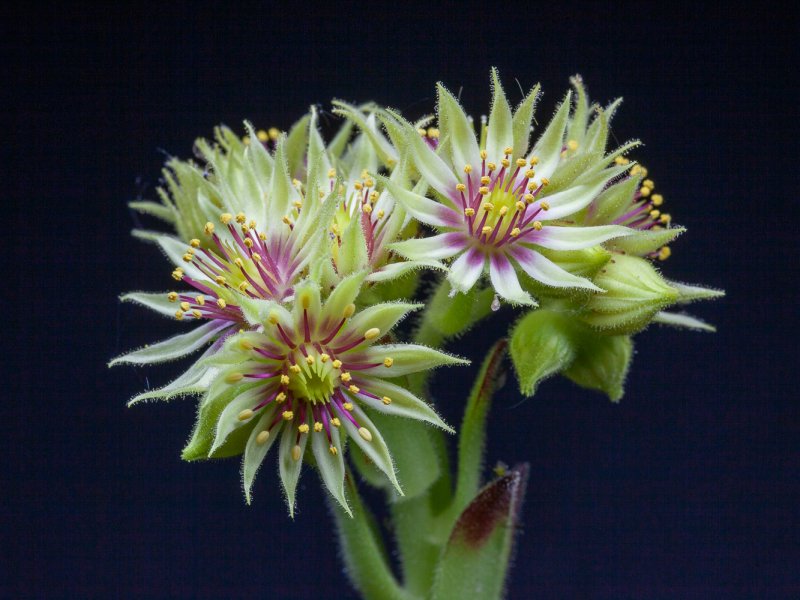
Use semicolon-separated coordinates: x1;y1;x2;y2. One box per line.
5;4;797;598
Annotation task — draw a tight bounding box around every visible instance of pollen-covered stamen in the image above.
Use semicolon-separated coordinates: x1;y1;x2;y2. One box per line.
612;166;674;259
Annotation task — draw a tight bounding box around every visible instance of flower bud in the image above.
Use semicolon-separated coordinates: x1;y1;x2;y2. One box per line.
582;254;678;335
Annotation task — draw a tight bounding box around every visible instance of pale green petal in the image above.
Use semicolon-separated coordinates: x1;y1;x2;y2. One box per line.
407;125;460;200
653;311;716;332
320;271;367;325
242;410;280;504
358;343;468;377
530;91;572;180
486;68;514;160
128;200;176;223
380;175;457;228
127;347;218;406
390;233;465;261
669;281;726;304
120;291;180;319
209;386;263;455
311;424;349;515
337;216;369;276
155;235;206;280
532;224;632;250
511;83;541;160
342;405;401;494
346;302;421;339
437;83;480;174
366;259;445;282
607;227;685;256
510;246;602;291
109;321;224;366
279;420;309;517
351;378;452;432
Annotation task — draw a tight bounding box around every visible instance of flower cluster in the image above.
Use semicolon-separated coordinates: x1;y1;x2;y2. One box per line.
113;70;722;512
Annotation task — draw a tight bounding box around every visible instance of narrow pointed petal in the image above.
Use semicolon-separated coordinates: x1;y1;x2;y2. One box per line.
511;83;541;159
380;176;459;228
366;259;445;283
447;247;485;293
346;302;421;339
127;347;218;406
351;378;453;432
358;344;468;377
209;386;262;455
391;233;466;261
407;127;460;200
538;171;615;221
509;246;602;291
320;271;367;326
311;425;349;515
486;68;514;160
489;253;535;305
437;83;480;175
155;235;206;280
532;224;633;250
530;91;572;180
341;405;401;494
109;321;225;366
242;410;281;503
279;421;309;517
121;291;181;319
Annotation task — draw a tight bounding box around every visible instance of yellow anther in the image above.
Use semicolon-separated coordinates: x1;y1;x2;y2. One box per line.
327;168;336;178
377;210;385;219
523;193;534;204
182;253;193;263
533;221;543;231
280;375;290;385
293;200;303;210
498;206;508;216
298;423;310;434
658;246;672;261
510;227;521;237
503;146;513;156
343;303;356;318
464;164;473;174
650;209;661;219
235;212;246;224
481;226;493;235
515;201;526;211
643;179;655;189
237;409;254;421
348;385;360;394
172;268;184;281
282;410;294;421
167;292;178;302
529;156;539;166
456;183;466;192
256;129;269;142
225;372;244;383
516;158;527;167
259;232;267;241
189;238;201;248
615;156;626;165
651;193;664;206
242;135;251;145
353;181;363;191
291;445;302;461
314;422;323;432
268;127;280;141
306;355;315;366
363;203;373;214
320;353;330;363
238;338;254;350
540;201;550;211
358;427;373;442
175;310;184;320
630;165;642;175
640;187;651;197
238;281;249;292
486;162;497;171
217;298;227;309
282;216;294;226
541;177;550;186
660;213;672;224
525;169;535;179
527;181;537;191
340;372;352;383
383;357;394;367
220;213;233;224
289;364;301;373
364;178;374;188
364;328;380;340
276;392;287;403
480;150;488;160
483;202;494;211
501;158;510;168
382;396;392;405
480;175;491;185
427;127;439;138
329;445;338;455
464;208;475;217
332;359;342;369
369;191;379;202
417;127;427;136
567;139;579;151
214;275;226;285
343;402;354;411
194;295;205;306
256;430;270;445
233;258;244;268
191;309;202;319
331;417;341;427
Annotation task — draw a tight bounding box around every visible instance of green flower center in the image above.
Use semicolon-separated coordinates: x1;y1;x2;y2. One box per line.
287;354;336;404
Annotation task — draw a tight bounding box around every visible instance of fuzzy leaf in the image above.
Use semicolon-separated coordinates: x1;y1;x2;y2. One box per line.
564;333;633;402
510;309;577;396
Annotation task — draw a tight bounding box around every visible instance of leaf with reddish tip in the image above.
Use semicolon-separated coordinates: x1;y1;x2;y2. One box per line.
431;464;530;600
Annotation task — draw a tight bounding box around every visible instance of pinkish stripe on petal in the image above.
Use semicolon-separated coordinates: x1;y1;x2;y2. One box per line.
448;247;486;292
489;252;535;305
508;245;602;291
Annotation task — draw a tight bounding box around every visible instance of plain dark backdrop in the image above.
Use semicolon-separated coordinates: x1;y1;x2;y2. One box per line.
4;4;797;598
